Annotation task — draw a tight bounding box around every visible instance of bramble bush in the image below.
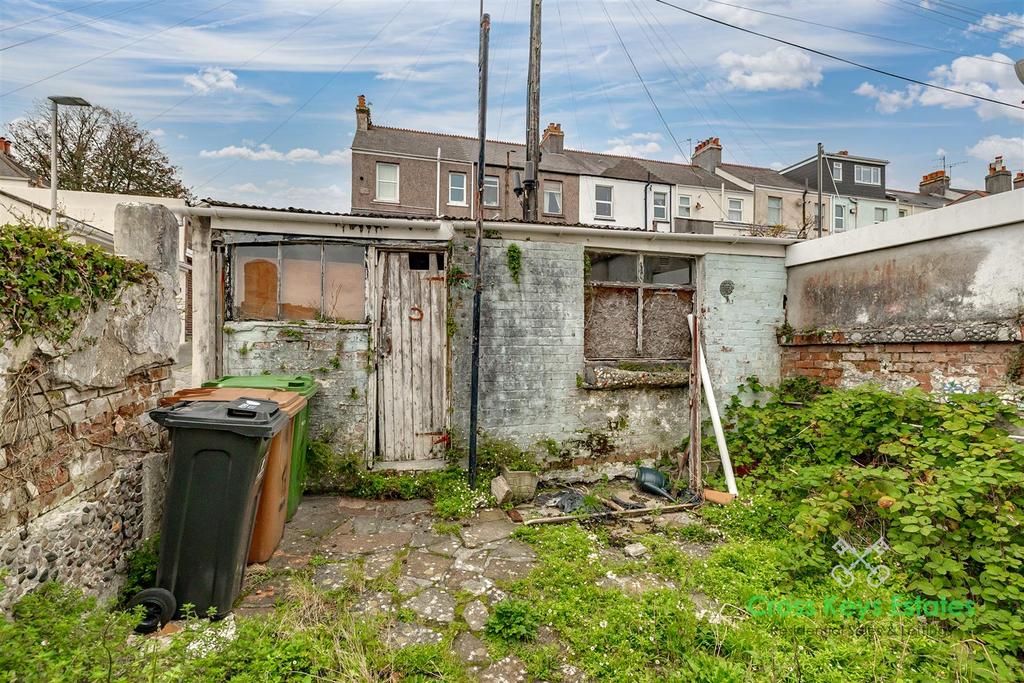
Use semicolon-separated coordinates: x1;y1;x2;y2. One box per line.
720;378;1024;669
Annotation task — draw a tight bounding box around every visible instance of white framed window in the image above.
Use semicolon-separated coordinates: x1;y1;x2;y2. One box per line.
375;162;399;202
677;194;691;217
767;196;783;225
898;208;908;218
832;161;842;182
483;175;499;207
652;191;668;221
874;207;888;223
855;165;881;185
543;180;563;215
833;203;845;232
448;172;467;205
727;197;743;222
595;185;613;218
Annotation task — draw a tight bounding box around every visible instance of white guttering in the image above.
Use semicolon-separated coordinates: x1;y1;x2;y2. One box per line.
173;205;443;230
451;220;798;246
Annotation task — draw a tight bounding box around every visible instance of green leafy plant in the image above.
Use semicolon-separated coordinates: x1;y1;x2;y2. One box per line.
506;243;523;285
0;222;147;343
116;535;159;608
485;599;540;643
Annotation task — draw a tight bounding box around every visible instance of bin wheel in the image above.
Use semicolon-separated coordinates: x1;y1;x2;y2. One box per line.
128;588;177;634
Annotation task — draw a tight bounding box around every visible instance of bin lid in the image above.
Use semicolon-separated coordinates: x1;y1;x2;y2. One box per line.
203;374;319;399
159;387;306;416
150;397;291;438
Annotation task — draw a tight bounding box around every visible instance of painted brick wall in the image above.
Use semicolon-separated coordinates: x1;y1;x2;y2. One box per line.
701;253;788;401
781;342;1023;396
449;234;695;467
221;321;371;466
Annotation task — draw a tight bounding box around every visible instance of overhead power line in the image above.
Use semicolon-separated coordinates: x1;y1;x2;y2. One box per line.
0;0;111;33
144;0;349;126
893;0;1022;35
598;0;726;215
1;0;237;97
697;0;1013;66
927;0;1024;28
194;0;414;193
0;0;167;51
652;0;1024;112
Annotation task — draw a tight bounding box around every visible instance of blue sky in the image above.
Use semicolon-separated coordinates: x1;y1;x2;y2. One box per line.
2;0;1022;210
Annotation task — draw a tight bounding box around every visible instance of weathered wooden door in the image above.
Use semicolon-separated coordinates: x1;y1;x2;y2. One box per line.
376;251;447;466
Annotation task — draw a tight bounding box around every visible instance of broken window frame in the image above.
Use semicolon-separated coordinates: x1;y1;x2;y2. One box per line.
584;250;695;362
228;240;368;323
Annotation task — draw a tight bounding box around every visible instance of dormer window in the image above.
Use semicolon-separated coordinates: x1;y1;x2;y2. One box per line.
854;165;880;185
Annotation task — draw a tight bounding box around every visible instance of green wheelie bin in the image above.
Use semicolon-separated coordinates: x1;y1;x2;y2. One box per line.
143;397;291;626
203;374;319;520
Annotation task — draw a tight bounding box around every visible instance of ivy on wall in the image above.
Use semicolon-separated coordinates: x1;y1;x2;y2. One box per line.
0;223;147;344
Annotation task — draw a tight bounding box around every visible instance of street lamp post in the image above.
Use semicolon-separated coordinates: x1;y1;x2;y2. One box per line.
47;95;90;229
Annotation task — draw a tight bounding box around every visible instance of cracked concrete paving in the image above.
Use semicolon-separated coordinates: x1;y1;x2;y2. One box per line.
238;496;539;680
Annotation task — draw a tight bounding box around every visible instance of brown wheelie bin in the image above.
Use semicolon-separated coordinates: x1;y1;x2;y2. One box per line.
160;387;306;563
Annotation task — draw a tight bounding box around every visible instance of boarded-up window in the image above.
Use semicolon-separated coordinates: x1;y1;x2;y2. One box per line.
584;251;694;360
232;242;366;321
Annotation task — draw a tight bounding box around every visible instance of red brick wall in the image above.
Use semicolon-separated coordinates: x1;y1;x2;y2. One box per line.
781;342;1021;394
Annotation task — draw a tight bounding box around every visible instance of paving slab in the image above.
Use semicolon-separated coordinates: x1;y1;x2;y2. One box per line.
462;599;489;632
312;562;352;591
425;535;463;557
461;519;515;548
478;655;527;683
362;550;402;581
385;622;443;649
486;539;537;562
236;574;291;616
404;587;456;624
287;496;350;536
322;530;412;558
396;575;432;596
403;550;454;582
452;632;490;666
351;590;394;616
482;558;535;582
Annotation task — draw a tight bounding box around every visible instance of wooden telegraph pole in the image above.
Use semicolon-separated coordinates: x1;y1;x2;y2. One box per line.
524;0;542;222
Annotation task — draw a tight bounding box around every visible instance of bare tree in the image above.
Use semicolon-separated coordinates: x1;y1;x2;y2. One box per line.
5;101;190;199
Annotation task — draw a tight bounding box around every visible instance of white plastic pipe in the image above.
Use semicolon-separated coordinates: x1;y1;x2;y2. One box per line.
687;314;738;496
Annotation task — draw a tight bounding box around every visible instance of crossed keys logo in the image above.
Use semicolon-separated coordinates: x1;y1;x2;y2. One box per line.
831;537;891;588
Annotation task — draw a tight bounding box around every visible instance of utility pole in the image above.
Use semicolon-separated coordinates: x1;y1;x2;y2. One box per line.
816;142;823;238
524;0;542;222
467;10;490;489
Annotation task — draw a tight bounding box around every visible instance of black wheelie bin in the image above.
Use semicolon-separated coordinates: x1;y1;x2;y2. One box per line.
132;397;290;631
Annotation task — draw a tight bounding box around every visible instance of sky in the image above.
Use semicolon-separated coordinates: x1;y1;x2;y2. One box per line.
1;0;1022;211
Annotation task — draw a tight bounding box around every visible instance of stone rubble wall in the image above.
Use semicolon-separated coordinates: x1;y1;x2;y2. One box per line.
0;203;179;611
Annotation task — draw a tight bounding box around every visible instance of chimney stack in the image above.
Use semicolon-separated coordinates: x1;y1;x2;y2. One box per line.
919;170;950;196
541;122;564;154
0;137;10;155
1013;171;1024;191
692;136;721;173
355;94;372;131
985;156;1012;195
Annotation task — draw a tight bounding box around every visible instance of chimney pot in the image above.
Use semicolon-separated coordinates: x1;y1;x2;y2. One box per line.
355;94;371;131
541;122;564;154
837;150;849;156
919;169;949;196
1014;172;1024;191
692;136;721;172
985;155;1012;195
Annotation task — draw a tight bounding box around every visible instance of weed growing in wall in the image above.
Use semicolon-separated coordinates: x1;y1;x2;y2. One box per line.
0;223;147;343
506;243;523;285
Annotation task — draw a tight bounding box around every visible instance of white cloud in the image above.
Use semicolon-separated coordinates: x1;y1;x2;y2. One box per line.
220;179;350;212
200;144;351;165
184;66;239;94
966;135;1024;169
700;0;764;27
603;132;662;156
967;13;1024;48
854;53;1024;121
717;47;823;91
151;128;165;137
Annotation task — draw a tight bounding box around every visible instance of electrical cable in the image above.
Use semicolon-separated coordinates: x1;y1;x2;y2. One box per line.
928;0;1024;28
495;0;518;139
653;0;1024;112
553;0;585;149
574;0;622;131
193;0;413;193
1;0;166;51
1;0;237;97
892;0;1021;36
598;0;726;215
379;0;457;114
636;0;783;162
695;0;1013;66
143;0;349;127
0;0;111;33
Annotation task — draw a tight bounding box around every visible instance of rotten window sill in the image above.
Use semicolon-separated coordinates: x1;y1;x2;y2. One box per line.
579;361;690;390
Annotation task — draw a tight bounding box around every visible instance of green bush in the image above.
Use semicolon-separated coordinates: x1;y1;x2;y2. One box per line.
721;380;1024;664
485;599;540;644
0;222;147;343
